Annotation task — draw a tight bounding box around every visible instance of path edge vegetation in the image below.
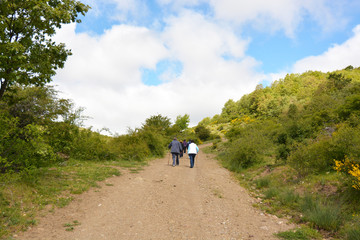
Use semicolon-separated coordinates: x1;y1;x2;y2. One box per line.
202;66;360;240
0;97;201;239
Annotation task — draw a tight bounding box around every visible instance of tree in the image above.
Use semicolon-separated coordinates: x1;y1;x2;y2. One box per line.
195;125;211;141
174;114;190;131
142;114;171;133
1;85;72;127
221;99;238;120
0;0;90;99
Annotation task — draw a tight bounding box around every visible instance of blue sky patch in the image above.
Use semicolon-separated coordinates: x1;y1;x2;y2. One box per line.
141;60;183;86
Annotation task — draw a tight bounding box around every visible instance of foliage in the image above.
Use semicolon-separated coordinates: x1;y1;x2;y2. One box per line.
202;66;360;238
302;201;343;231
276;226;322;240
221;120;278;170
0;121;58;172
334;156;360;190
71;128;116;161
0;85;182;175
142;114;171;132
0;86;83;171
287;137;334;176
194;125;211;141
174;114;190;131
112;131;150;162
345;225;360;240
0;0;90;98
139;129;167;158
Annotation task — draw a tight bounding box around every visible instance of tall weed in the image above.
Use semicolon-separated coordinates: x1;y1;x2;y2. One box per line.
288;137;334;177
279;189;300;207
345;226;360;240
264;187;280;199
255;177;271;189
301;197;343;231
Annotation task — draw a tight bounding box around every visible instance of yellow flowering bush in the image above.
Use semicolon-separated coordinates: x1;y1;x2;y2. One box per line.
334;156;360;190
230;115;255;125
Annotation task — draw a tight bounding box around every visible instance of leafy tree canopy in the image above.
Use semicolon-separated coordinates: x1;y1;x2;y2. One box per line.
174;114;190;131
142;114;171;132
0;0;90;99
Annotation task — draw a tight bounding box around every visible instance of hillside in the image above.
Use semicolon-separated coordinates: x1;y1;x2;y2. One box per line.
200;66;360;239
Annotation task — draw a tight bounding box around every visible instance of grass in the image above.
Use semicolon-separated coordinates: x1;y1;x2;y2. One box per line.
63;220;81;231
0;158;146;239
299;194;343;231
264;187;280;199
345;227;360;240
212;189;223;198
275;226;322;240
303;203;343;231
278;189;300;207
255;177;271;189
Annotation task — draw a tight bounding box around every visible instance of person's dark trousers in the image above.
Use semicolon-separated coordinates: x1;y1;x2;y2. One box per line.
172;153;179;166
189;154;196;168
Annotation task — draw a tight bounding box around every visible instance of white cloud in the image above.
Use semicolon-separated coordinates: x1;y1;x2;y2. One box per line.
50;0;360;135
209;0;344;37
293;25;360;73
53;10;264;134
54;23;170;132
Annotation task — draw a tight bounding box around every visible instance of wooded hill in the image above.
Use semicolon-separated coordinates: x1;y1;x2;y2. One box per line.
200;66;360;239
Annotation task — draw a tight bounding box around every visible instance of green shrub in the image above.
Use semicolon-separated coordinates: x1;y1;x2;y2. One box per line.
195;125;211;141
301;197;343;231
114;133;150;162
345;226;360;240
221;121;275;170
71;128;115;161
255;177;270;189
300;194;318;213
276;144;291;163
227;141;263;169
139;129;166;158
331;124;360;160
264;187;280;199
279;189;300;207
276;226;322;240
46;121;78;155
1;123;57;172
288;137;334;177
308;205;342;231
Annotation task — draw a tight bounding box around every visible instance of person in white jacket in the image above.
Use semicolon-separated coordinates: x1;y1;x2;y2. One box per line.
187;140;199;168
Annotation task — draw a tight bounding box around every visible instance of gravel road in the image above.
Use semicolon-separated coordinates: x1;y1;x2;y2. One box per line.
16;145;294;240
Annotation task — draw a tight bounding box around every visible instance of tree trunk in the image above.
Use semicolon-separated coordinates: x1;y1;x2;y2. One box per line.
0;78;8;100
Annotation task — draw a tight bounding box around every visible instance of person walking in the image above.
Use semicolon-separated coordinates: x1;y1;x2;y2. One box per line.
182;139;188;154
168;137;183;166
187;140;199;168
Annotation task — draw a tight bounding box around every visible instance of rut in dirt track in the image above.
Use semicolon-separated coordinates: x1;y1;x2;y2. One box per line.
16;145;295;240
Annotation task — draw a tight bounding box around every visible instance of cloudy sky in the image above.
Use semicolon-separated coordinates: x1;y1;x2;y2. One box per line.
53;0;360;135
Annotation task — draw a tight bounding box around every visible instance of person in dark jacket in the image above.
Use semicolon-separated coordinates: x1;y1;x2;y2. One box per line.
182;139;188;154
168;137;183;166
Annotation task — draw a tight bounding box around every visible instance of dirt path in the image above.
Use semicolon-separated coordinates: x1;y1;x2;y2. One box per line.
15;145;295;240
